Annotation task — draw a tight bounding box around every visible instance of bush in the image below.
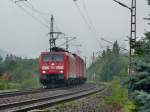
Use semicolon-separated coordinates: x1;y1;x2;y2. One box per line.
0;80;18;90
20;79;39;89
0;80;10;90
132;91;150;112
105;80;135;112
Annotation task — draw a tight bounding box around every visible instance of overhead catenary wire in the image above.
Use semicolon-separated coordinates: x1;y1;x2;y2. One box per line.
73;1;95;35
82;0;103;48
101;38;129;52
58;37;77;47
73;0;102;48
26;1;50;15
25;1;62;33
22;1;50;22
9;0;49;29
82;0;98;35
9;0;62;33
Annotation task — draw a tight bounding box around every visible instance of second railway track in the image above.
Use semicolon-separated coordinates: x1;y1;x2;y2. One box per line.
0;86;71;98
0;83;105;112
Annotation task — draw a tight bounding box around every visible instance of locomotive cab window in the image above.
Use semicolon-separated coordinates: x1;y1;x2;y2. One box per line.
42;54;64;62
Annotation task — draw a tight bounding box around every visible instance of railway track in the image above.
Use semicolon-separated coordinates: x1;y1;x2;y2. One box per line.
0;83;105;112
0;88;46;98
0;87;68;98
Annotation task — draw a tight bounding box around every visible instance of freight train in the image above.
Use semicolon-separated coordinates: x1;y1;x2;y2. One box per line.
38;47;86;87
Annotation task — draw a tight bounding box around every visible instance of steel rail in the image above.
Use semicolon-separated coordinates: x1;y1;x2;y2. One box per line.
0;88;45;98
0;84;105;112
0;85;79;98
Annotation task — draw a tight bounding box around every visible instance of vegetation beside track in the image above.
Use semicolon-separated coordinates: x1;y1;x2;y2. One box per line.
87;40;128;82
124;32;150;111
87;41;135;111
104;80;135;112
0;55;40;90
124;7;150;111
87;10;150;110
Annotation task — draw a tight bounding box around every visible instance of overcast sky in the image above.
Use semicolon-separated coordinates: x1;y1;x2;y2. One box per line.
0;0;149;64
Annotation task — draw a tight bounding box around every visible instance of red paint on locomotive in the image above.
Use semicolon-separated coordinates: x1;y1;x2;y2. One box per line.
38;51;86;86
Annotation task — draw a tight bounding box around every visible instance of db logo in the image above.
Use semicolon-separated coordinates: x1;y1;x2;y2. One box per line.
50;66;55;69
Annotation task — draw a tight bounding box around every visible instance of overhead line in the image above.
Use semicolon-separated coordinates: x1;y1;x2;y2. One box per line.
10;0;63;33
73;0;102;48
25;1;62;33
101;38;129;51
21;2;49;23
10;0;63;32
9;0;49;28
82;0;98;35
74;2;95;35
82;0;103;48
58;37;77;47
26;1;50;15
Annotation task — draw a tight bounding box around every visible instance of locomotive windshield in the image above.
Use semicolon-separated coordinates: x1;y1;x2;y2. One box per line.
42;54;64;62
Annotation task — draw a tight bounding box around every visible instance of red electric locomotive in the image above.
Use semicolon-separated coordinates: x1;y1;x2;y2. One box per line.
38;47;86;87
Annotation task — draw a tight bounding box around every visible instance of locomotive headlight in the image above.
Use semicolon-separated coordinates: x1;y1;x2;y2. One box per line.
59;70;64;74
42;71;46;74
56;66;64;70
42;66;49;70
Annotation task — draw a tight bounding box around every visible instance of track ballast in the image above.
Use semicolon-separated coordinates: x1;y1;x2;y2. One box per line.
0;83;105;112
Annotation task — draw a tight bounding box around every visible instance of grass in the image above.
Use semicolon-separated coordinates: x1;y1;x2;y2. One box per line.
104;80;135;112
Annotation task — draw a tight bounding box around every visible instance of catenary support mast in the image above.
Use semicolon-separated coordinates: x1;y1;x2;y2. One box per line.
129;0;136;75
49;15;64;51
49;15;55;51
113;0;137;75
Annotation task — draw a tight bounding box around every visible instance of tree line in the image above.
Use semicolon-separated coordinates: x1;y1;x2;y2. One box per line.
87;40;128;82
0;54;39;89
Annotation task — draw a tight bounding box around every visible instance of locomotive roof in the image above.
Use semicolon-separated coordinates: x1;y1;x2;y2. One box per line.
40;47;83;61
40;51;66;55
41;52;83;61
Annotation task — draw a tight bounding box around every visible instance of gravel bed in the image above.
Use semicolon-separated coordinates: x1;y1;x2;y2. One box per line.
0;84;93;106
39;86;116;112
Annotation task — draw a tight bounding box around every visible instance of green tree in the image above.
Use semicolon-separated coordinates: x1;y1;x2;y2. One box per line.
0;55;2;63
102;50;106;58
106;46;112;57
4;54;18;71
112;40;120;56
0;55;3;62
125;28;150;111
126;4;150;110
87;41;128;82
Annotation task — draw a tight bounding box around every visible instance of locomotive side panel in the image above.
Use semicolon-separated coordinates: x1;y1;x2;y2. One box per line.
63;54;68;80
68;54;76;79
74;55;85;78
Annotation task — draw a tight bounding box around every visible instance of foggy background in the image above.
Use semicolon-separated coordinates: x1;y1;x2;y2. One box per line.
0;0;149;64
